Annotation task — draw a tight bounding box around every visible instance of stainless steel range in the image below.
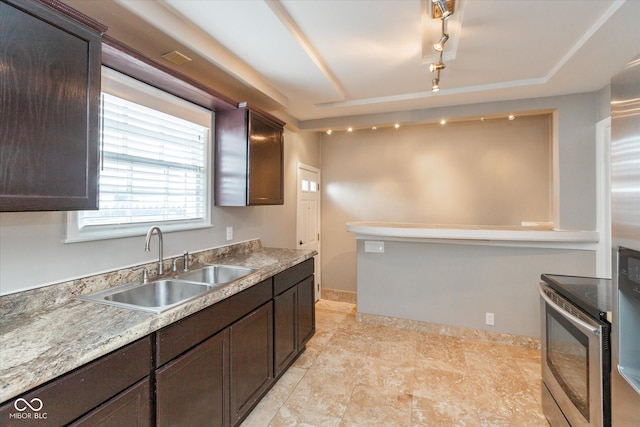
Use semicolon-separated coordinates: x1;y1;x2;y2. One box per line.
539;274;612;426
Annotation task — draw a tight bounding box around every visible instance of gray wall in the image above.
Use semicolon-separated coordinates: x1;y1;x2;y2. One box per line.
320;92;600;296
357;241;596;338
0;129;321;295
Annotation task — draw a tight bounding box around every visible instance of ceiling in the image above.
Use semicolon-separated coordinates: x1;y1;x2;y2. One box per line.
65;0;640;130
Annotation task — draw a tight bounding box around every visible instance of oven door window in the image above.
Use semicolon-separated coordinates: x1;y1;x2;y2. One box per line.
547;308;590;421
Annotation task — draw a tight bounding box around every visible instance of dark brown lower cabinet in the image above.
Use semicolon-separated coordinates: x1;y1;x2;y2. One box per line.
229;302;274;426
297;275;316;349
153;300;274;427
1;261;313;427
70;378;151;427
274;285;298;375
156;329;229;427
273;270;316;378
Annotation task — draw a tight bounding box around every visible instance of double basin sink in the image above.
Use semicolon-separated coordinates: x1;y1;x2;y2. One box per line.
77;264;254;313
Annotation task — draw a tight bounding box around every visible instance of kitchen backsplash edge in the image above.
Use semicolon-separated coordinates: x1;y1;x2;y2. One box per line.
0;239;263;317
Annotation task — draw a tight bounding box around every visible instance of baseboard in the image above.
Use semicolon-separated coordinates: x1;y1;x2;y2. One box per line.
356;311;540;350
320;288;357;304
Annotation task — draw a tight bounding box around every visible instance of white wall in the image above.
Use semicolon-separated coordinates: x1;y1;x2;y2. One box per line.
0;129;320;295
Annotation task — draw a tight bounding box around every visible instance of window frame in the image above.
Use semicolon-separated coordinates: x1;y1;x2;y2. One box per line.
65;67;213;243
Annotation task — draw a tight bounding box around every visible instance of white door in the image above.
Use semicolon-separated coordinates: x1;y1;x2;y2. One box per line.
297;163;321;300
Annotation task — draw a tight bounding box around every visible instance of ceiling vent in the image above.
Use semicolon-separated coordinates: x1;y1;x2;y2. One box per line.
161;50;192;66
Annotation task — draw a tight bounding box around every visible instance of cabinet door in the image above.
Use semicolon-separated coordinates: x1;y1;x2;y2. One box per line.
156;330;229;427
247;112;284;205
229;302;273;426
274;285;298;376
70;378;151;427
0;0;102;211
297;276;316;348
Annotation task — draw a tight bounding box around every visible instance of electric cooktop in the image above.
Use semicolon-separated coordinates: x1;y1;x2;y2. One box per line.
541;274;612;322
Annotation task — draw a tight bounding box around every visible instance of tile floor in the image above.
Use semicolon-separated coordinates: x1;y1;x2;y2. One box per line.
241;300;547;427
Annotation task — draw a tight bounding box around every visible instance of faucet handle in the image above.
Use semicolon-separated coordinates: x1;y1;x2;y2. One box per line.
172;251;190;273
134;266;150;283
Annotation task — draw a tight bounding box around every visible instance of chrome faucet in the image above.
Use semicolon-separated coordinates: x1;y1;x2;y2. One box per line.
145;226;164;275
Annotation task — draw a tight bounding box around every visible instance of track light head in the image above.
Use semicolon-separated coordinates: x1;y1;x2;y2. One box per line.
434;34;449;52
431;78;440;93
432;0;452;19
430;62;446;73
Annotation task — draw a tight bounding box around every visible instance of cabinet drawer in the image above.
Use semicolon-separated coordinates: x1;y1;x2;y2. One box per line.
273;259;314;296
0;336;151;427
155;278;272;366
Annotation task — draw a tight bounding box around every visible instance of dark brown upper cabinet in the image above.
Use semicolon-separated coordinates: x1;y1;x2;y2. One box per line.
0;0;105;212
215;105;285;206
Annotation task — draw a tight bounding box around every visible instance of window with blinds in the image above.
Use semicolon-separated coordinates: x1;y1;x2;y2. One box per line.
66;68;212;242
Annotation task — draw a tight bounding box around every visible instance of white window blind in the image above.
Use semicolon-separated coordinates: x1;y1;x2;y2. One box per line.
66;68;212;242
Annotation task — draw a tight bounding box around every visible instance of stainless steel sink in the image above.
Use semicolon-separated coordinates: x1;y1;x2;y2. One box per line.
77;264;254;313
177;264;254;285
77;279;214;313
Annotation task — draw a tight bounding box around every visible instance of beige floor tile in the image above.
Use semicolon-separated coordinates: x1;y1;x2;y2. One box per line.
325;328;383;359
358;358;416;397
240;367;307;427
242;300;546;426
342;385;412;426
283;355;360;417
411;399;481;427
269;402;342;427
412;369;469;402
315;310;351;331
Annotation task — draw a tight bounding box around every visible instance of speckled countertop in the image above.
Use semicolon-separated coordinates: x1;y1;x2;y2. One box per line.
0;240;316;404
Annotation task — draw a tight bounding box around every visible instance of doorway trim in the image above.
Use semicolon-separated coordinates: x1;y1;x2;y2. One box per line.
296;162;321;300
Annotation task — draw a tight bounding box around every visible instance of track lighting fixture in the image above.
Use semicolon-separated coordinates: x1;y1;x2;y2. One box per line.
429;0;454;92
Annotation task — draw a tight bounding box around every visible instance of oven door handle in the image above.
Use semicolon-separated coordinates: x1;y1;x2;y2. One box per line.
539;285;600;336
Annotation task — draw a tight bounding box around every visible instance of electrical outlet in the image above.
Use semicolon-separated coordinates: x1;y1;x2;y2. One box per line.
226;226;233;241
485;312;495;326
364;241;385;253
